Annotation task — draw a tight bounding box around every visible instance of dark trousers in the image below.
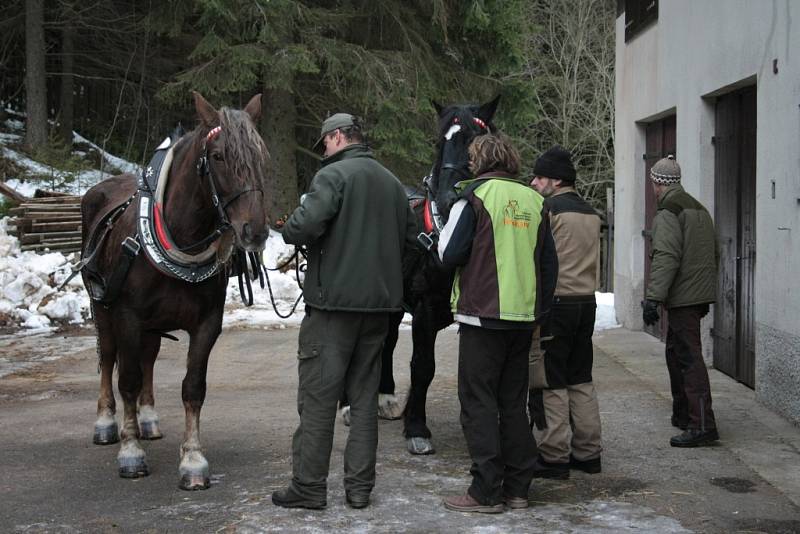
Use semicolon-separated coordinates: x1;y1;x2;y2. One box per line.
291;308;389;500
541;296;597;387
458;324;537;505
665;304;717;431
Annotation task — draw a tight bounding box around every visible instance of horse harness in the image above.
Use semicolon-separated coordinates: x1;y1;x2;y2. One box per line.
414;115;489;252
68;127;263;307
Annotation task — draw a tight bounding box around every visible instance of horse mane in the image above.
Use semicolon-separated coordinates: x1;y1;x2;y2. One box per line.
218;108;271;188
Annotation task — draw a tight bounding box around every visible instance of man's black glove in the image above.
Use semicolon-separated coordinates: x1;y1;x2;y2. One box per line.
642;299;660;326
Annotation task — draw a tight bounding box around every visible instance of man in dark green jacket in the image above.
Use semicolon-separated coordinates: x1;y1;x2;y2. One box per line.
643;155;719;447
272;113;417;510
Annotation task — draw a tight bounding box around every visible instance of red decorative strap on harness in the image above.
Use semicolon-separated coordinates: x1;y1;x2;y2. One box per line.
452;117;488;130
153;202;171;250
423;198;434;234
206;126;222;142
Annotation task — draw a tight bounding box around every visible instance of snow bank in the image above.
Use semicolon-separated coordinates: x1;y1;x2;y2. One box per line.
0;219;88;333
595;291;620;331
0;116;141;196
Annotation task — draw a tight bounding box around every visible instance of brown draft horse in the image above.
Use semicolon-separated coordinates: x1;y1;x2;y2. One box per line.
80;92;271;490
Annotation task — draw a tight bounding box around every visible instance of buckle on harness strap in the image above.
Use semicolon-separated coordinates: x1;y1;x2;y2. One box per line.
417;232;435;251
122;236;141;257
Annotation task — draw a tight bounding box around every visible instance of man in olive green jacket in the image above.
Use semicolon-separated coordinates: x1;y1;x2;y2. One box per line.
643;155;719;447
272;113;417;510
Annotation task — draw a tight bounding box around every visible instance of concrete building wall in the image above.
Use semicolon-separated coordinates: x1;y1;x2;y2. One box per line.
614;0;800;423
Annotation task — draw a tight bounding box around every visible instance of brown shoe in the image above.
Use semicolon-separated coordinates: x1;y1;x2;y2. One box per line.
442;494;504;514
503;495;529;509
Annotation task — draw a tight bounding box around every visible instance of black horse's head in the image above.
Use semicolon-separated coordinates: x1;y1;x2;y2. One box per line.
430;96;500;220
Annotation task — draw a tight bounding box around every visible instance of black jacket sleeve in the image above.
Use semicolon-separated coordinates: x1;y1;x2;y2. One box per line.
538;210;559;319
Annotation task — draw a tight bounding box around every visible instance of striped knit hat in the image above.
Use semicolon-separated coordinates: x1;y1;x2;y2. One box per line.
650;155;681;184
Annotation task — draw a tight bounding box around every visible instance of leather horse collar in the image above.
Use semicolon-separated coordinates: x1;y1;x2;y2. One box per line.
137;129;232;283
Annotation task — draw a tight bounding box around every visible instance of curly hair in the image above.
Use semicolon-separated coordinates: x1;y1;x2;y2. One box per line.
468;134;521;176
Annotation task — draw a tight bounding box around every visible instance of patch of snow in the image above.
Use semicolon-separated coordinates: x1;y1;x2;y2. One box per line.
595;291;620;331
4;117;24;130
0;218;88;331
0;120;140;195
2;178;37;198
72;131;140;176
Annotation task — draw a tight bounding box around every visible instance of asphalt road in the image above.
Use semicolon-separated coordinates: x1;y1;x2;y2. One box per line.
1;326;799;533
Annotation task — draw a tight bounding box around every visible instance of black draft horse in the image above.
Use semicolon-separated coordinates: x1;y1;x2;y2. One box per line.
392;97;500;455
81;92;271;489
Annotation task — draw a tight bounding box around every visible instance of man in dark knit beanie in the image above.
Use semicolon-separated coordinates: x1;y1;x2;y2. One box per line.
529;145;604;479
533;145;576;185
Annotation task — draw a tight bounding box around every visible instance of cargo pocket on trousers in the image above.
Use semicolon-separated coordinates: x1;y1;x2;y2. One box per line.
297;342;323;387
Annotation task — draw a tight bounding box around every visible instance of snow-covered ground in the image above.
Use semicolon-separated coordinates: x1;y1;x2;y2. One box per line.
1;111;140;197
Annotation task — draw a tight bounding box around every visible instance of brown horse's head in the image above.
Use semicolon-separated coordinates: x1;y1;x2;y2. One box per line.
193;92;271;252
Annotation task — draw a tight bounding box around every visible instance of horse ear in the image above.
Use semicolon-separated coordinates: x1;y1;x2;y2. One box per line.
244;93;262;122
431;100;444;116
477;95;501;122
192;91;218;127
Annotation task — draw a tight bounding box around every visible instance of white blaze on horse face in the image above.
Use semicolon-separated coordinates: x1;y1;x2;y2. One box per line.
444;124;461;141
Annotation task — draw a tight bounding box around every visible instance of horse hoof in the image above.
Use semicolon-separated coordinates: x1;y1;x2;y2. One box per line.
118;458;149;479
340;406;351;427
139;421;163;440
93;422;120;445
179;473;211;491
407;437;435;455
378;394;404;420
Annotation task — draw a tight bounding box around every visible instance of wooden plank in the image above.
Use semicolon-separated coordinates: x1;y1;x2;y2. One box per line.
0;181;30;203
21;241;82;252
33;189;76;198
29;222;82;232
21;231;82;244
17;203;81;210
23;215;82;223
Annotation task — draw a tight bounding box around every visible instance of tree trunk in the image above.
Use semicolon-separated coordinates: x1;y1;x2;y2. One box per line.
58;21;75;144
24;0;48;150
261;85;299;222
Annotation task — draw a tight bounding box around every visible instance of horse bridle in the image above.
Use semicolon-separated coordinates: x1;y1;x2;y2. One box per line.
417;115;489;250
183;126;264;252
431;115;489;194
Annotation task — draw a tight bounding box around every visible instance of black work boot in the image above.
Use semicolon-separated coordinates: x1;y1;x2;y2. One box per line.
532;455;569;479
569;454;602;474
671;414;688;430
272;486;326;509
345;491;370;509
669;428;719;448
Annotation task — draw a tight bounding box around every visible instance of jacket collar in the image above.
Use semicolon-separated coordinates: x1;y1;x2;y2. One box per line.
657;183;685;205
552;185;577;197
321;143;373;167
455;171;526;193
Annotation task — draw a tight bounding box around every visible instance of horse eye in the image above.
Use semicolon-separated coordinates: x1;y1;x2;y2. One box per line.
212;152;224;162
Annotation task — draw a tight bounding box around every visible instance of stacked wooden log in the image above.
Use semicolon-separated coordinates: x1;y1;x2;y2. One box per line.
7;193;82;253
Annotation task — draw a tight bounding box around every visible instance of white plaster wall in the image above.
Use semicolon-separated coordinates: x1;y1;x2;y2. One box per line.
615;0;800;334
616;1;800;420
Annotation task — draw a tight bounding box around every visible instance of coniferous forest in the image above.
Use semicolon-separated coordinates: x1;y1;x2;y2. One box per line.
1;0;615;216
